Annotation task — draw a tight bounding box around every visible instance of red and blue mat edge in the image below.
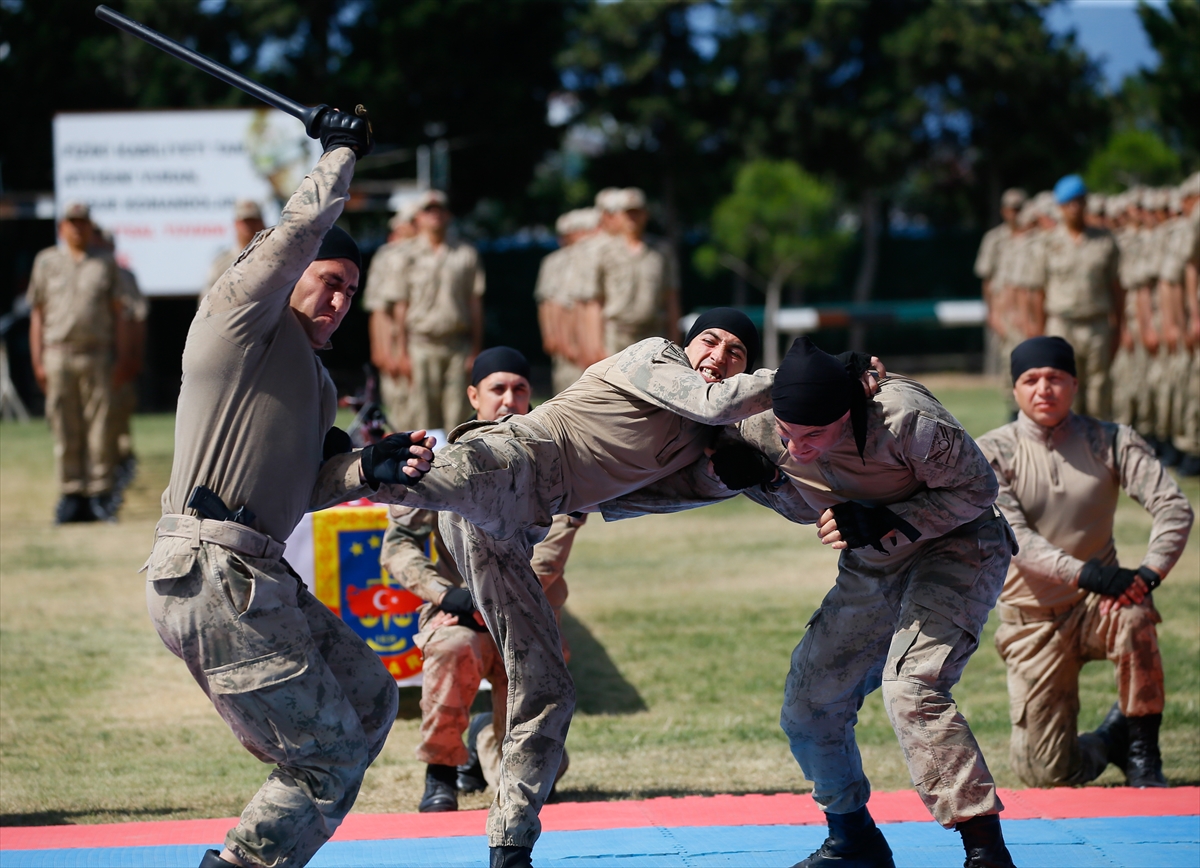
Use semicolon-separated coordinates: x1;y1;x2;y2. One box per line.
2;786;1197;852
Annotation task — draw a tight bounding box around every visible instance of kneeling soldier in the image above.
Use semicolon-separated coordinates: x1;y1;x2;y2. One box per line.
977;337;1193;789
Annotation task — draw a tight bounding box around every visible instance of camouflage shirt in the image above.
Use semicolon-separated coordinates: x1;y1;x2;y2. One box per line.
974;223;1013;282
26;245;119;350
362;238;414;313
977;412;1193;610
1034;224;1120;319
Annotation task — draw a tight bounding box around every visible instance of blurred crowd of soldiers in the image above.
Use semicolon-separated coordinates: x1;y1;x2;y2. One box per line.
365;185;681;430
26;201;148;523
976;172;1200;476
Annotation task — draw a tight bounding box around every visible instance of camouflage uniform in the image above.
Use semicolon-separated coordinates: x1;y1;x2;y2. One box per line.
399;338;774;848
977;413;1193;787
1111;225;1154;437
205;246;240;301
1176;207;1200;457
584;234;679;354
144;149;405;868
535;245;582;395
602;376;1013;829
109;264;148;465
393;235;485;430
26;243;120;496
380;507;580;778
363;238;415;426
1034;224;1121;419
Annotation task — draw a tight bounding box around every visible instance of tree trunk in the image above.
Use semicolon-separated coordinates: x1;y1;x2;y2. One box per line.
764;260;801;369
849;189;880;352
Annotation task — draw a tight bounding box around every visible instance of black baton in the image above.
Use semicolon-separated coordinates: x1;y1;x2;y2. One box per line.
95;5;330;136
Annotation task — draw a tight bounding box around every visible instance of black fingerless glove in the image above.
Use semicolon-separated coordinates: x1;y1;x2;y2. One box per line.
830;501;922;554
317;107;373;157
323;426;353;462
439;587;488;632
1078;560;1159;597
359;432;422;488
710;443;779;490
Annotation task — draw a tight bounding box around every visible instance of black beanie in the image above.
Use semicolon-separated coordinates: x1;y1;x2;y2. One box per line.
1010;336;1076;382
684;307;761;371
772;337;868;460
315;224;361;272
471;346;531;386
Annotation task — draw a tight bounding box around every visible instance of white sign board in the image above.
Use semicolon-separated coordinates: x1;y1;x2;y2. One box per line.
53;109;320;296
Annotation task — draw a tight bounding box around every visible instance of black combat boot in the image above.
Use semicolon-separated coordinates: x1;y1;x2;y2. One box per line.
457;712;492;793
791;806;895;868
55;494;92;524
489;844;533;868
418;763;459;812
88;492;118;522
1092;702;1129;770
198;849;232;867
958;814;1015;868
1178;453;1200;477
1125;713;1167;787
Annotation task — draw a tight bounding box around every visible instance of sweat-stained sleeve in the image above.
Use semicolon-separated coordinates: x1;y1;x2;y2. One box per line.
977;424;1082;584
605;338;774;426
1114;425;1194;578
202;148;356;341
883;400;1000;541
379;506;455;604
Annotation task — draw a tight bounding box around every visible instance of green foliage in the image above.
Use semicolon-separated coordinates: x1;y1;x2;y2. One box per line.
695;160;848;291
1136;0;1200;167
1084;128;1182;192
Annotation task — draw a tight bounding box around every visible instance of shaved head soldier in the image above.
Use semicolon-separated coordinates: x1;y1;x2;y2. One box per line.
394;307;769;867
143;113;436;868
978;338;1192;790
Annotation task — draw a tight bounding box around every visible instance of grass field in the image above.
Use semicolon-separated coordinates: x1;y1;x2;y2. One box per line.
1;376;1197;825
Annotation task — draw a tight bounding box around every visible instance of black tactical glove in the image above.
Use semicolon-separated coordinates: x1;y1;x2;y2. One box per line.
317;106;373;157
359;432;425;488
710;443;779;490
323;426;353;462
830;501;921;554
1078;559;1159;597
439;587;488;632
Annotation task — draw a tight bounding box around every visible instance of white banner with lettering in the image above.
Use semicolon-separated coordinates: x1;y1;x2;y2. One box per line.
53;109;320;296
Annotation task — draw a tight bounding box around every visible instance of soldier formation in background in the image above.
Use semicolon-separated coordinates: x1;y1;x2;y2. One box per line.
977;172;1200;476
26;201;140;523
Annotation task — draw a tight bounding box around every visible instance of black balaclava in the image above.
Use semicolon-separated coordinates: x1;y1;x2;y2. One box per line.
684;307;761;371
1010;336;1077;382
315;224;361;273
772;336;868;461
471;346;531;386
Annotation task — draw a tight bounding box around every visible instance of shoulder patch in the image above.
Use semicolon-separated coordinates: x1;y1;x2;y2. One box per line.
910;412;964;467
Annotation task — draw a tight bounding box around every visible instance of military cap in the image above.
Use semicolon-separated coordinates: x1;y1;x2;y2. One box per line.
61;200;90;220
1001;188;1028;210
389;197;421;228
594;187;624;212
620;187;647;210
1086;193;1107;214
234;199;263;221
415;189;449;212
1053;174;1087;204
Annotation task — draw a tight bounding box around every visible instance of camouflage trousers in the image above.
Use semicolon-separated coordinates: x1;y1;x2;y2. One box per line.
379;371;411;431
403;418;572;848
414;513;580;769
1111;342;1155;436
995;594;1164;788
44;345;113;495
1175;349;1200;454
408;336;471;431
1046;315;1112;419
108;380;137;464
144;519;398;868
780;511;1013;828
1148;347;1188;443
551;354;584;396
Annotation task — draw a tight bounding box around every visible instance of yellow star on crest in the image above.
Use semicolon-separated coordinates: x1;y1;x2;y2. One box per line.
350;541;364;556
369;535;381;549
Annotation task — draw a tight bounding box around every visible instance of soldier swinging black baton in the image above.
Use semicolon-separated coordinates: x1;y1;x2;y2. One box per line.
94;5;368;138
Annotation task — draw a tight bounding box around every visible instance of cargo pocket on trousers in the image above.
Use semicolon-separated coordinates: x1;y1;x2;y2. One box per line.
205;646;311;695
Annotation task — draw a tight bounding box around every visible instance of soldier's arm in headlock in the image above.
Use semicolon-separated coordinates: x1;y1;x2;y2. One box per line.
608;339;775;426
1113;424;1194;580
204;148;356;318
978;427;1080;584
379;507;454;604
884;404;1000;542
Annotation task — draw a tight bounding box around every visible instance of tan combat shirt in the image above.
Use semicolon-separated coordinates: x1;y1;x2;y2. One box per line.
162;148;379;542
1037;224;1120;319
977;412;1193;610
534;245;572;306
600;376;1002;571
362;238;413;313
527;337;774;514
590;234;678;329
997;231;1044;290
395;235;485;340
974;223;1013;282
26;245;119;350
1159;215;1197;285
